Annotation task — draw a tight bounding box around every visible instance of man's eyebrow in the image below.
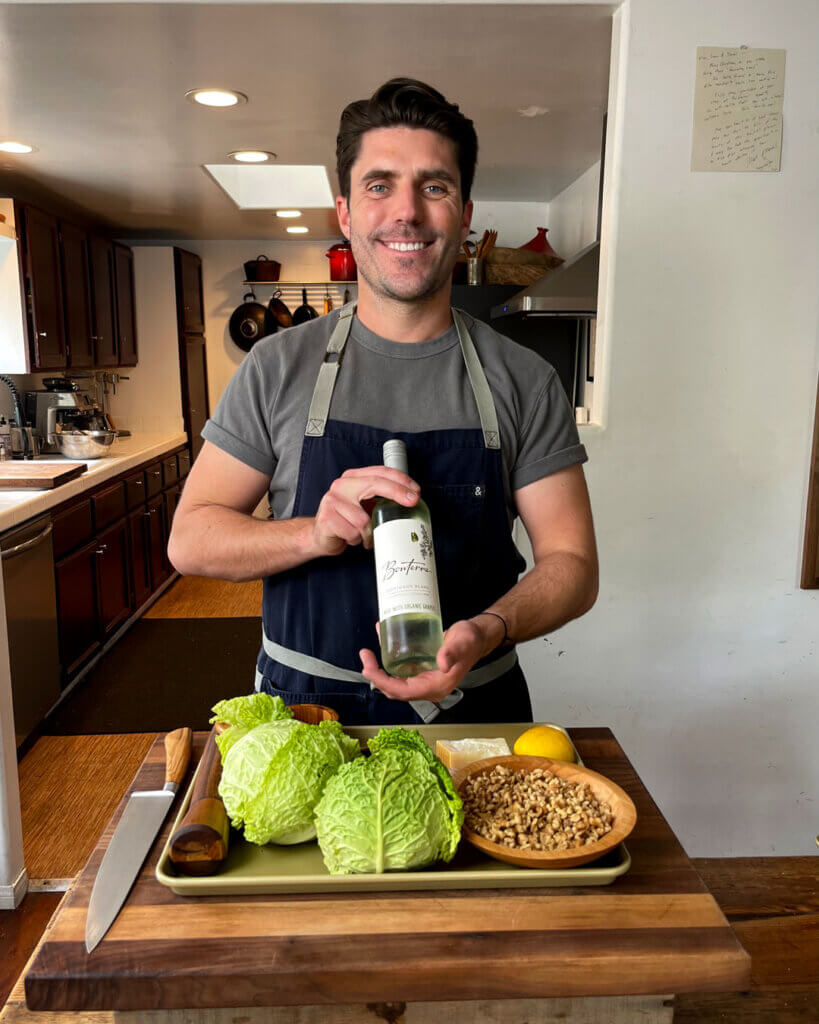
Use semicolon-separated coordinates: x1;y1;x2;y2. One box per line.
358;167;458;186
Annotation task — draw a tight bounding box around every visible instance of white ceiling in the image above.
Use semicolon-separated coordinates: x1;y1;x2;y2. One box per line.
0;3;614;240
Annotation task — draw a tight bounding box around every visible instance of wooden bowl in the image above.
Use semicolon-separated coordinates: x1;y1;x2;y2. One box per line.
288;703;339;724
452;755;637;869
213;703;339;733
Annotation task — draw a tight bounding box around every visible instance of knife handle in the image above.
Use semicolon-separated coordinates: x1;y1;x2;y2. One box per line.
169;728;229;875
165;727;193;788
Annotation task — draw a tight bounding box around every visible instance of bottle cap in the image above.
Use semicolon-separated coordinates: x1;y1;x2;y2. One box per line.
383;439;408;473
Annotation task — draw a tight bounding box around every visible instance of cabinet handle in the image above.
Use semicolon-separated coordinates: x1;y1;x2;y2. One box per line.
38;331;48;338
152;470;161;477
133;479;143;487
95;544;108;555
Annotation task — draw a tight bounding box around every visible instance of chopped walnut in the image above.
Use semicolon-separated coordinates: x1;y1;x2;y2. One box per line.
461;765;614;852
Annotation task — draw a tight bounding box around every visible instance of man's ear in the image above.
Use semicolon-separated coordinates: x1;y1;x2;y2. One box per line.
461;199;474;242
336;195;350;239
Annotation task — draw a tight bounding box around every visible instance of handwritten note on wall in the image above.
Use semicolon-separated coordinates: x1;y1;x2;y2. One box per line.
691;47;785;172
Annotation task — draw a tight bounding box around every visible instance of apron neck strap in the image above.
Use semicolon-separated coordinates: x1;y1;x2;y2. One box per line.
305;303;500;450
451;307;501;450
305;303;355;437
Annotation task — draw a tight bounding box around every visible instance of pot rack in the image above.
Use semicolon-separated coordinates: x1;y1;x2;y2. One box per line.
241;280;358;287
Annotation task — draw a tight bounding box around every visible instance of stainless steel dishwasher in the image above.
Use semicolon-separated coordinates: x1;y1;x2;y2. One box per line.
1;514;61;747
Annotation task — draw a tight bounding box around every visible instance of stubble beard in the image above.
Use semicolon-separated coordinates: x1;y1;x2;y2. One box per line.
349;221;461;304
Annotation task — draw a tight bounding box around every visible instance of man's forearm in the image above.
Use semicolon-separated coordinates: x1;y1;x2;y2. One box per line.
168;505;318;582
481;550;598;649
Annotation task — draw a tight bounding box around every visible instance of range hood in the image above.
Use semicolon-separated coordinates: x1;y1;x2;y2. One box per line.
490;240;599;319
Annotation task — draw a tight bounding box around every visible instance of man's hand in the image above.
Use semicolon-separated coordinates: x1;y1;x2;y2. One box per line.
360;615;505;703
312;466;421;557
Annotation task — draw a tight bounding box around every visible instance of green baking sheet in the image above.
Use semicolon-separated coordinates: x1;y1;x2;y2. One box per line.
155;723;631;895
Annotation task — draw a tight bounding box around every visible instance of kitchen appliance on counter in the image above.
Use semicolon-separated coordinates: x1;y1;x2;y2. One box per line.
1;514;61;747
25;378;113;455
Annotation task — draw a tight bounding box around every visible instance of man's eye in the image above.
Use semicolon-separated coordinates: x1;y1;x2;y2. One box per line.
367;184;387;193
425;185;446;195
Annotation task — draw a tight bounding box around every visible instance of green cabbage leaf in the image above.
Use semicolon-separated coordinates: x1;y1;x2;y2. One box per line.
314;728;464;874
210;693;293;758
218;718;362;846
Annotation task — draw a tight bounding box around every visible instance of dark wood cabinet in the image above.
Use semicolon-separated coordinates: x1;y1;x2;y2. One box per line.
181;334;210;460
178;448;192;478
125;470;146;511
113;243;138;366
59;221;95;368
95;520;131;637
55;540;100;675
21;204;67;370
145;461;164;499
127;508;152;609
88;234;117;366
174;248;205;334
146;495;170;590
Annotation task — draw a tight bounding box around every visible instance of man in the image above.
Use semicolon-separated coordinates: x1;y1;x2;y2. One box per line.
169;77;598;725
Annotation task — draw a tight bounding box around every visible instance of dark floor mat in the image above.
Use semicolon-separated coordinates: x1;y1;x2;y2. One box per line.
43;618;262;734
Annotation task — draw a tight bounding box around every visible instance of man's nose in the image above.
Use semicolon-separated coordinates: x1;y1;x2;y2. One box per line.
390;183;425;223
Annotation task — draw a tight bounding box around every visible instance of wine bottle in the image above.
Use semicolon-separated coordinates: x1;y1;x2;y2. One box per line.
372;439;444;677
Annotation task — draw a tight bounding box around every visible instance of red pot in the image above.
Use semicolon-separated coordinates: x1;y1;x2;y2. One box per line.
326;242;357;281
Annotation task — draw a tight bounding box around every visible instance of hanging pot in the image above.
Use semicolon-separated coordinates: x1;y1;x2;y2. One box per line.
292;288;319;326
325;241;357;281
265;289;293;333
244;255;281;282
229;293;269;351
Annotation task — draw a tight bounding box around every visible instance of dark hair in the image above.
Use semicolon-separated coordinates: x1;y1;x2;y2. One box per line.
336;78;478;205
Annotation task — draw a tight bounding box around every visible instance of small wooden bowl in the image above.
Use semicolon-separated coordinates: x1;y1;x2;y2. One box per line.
288;703;339;724
213;704;339;733
452;755;637;869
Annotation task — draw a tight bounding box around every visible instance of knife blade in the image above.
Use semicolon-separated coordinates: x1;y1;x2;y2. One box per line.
85;727;192;954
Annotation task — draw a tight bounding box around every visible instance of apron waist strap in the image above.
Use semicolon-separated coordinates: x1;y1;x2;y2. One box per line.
257;632;518;724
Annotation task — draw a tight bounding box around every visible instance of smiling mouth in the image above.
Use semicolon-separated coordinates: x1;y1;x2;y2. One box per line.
378;240;434;253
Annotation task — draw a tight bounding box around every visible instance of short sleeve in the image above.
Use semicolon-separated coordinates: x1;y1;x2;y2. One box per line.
511;368;588;491
201;349;277;477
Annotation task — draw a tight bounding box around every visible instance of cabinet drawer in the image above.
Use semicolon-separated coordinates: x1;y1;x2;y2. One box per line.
125;469;146;510
52;499;94;560
162;454;179;488
145;461;164;498
92;482;126;532
177;448;191;479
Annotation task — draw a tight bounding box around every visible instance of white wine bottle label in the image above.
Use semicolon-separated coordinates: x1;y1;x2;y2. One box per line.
373;518;441;621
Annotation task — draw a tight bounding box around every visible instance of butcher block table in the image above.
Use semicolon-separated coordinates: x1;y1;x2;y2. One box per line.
22;728;750;1023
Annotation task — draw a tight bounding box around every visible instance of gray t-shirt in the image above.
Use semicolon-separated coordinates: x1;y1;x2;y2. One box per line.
202;307;587;526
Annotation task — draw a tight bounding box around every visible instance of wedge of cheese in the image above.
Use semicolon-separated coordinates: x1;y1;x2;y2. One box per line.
435;737;511;773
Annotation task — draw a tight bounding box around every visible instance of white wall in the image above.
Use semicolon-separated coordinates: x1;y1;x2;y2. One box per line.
547;161;601;259
518;0;819;856
108;247;184;434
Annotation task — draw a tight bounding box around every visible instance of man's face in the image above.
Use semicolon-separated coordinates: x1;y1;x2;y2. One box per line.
336;127;473;303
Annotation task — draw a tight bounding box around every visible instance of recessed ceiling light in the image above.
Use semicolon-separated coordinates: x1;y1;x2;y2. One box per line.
0;141;35;154
229;150;275;163
287;226;309;234
276;210;302;218
186;89;247;108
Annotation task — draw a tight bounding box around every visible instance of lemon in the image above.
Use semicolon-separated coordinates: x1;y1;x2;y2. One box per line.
513;725;577;762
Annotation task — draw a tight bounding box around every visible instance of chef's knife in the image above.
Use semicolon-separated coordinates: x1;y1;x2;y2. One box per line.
85;727;192;954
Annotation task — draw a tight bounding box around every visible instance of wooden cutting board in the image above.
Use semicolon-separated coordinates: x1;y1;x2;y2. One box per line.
0;462;87;489
23;728;751;1013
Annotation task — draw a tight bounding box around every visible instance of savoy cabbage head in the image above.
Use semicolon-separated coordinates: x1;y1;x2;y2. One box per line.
314;727;464;874
212;695;362;846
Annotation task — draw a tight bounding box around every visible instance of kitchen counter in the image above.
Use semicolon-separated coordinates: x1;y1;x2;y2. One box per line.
0;432;187;532
22;728;751;1022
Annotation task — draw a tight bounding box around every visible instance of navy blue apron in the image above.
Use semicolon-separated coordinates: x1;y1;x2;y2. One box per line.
254;304;531;726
